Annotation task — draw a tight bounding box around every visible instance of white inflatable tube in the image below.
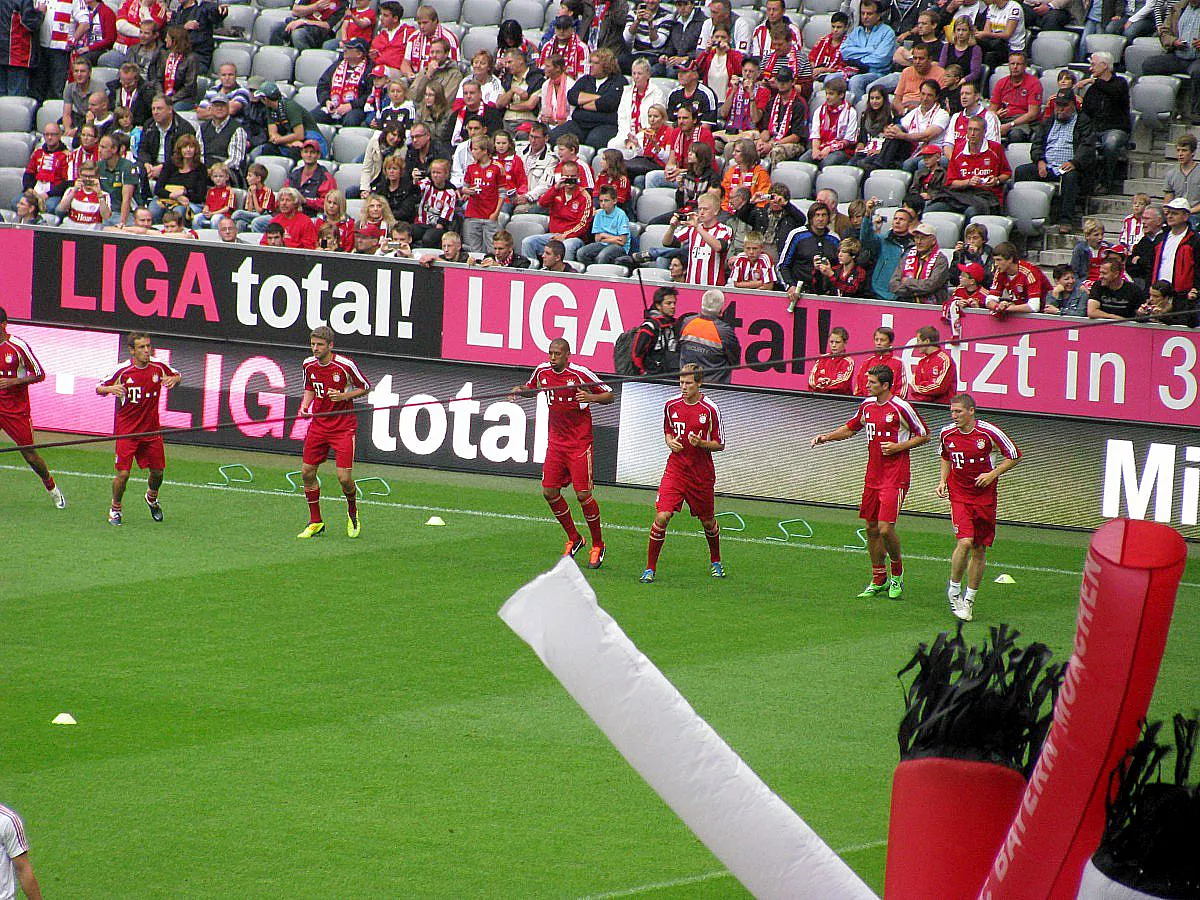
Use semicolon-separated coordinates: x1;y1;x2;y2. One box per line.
499;558;879;900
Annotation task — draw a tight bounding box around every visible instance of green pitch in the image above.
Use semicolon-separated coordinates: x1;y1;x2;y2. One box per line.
3;442;1197;899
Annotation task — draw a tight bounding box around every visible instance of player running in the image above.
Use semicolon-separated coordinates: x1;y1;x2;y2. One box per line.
0;307;65;509
509;338;614;568
937;393;1021;621
641;363;725;583
811;365;929;599
96;332;181;525
297;326;371;539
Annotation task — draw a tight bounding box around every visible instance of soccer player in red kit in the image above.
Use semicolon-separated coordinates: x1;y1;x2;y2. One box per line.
96;332;181;525
937;393;1021;621
641;364;725;583
853;327;906;397
509;338;614;568
808;326;854;395
297;326;371;539
811;365;929;599
0;307;66;509
908;325;958;404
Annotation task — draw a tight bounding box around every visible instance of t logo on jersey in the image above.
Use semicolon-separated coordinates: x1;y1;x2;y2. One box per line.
951;451;965;467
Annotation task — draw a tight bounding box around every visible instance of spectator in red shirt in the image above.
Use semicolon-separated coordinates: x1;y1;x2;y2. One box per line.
370;1;409;73
520;160;592;261
985;242;1047;315
926;115;1010;219
989;51;1042;142
262;187;318;249
854;326;907;397
909;325;958;403
23;123;70;207
336;0;375;46
460;134;504;253
808;326;855;394
72;0;118;65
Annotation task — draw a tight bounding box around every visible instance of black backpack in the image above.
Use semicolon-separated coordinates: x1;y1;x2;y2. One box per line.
613;325;642;377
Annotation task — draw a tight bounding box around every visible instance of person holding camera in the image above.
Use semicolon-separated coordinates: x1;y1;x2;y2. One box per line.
520;160;593;262
59;160;112;228
663;193;732;286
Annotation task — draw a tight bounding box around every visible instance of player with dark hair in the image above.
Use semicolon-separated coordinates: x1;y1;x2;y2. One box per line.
297;326;371;539
909;325;958;404
509;338;614;568
808;325;854;394
811;364;929;599
96;331;181;525
641;363;725;583
0;307;65;509
853;326;906;396
937;393;1021;621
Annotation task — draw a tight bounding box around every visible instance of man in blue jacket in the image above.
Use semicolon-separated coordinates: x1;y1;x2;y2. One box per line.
858;197;915;300
842;0;897;101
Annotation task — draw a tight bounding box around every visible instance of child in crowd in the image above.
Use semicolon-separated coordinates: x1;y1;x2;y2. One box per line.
262;221;287;246
233;164;275;231
942;260;989;337
460;134;505;254
727;231;780;289
815;236;867;297
160;208;198;239
1119;193;1150;248
940;64;965;115
594;149;631;210
1139;280;1179;325
478;229;531;268
809;11;851;81
194;162;235;229
1044;264;1086;316
553;133;595;188
413;158;461;248
950;222;993;286
385;222;415;258
1071;219;1110;293
316;189;355;251
1043;70;1081;118
113;107;140;159
576;184;631;266
906;144;945;214
492;130;528;213
376;80;416;132
317;223;341;251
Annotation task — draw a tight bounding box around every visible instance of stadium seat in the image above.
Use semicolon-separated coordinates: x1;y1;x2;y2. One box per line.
257;0;293;8
636;188;677;222
968;214;1013;246
804;0;841;12
36;100;65;132
874;167;912;189
815;165;863;203
441;21;465;42
586;264;629;278
503;0;543;28
346;198;365;218
295;49;336;85
1030;33;1074;69
252;46;298;83
333;128;373;162
1006;183;1051;237
803;15;832;48
1131;76;1182;130
253;9;291;45
335;164;363;192
771;161;814;201
1038;67;1067;102
1005;142;1033;170
987;65;1010;97
0;167;25;205
921;210;965;248
505;214;547;247
1121;37;1160;77
236;232;261;244
1082;32;1126;63
316;123;335;146
277;82;298;100
862;171;907;207
462;0;503;25
211;44;254;77
221;3;259;37
462;26;500;59
522;28;543;49
428;0;462;23
295;85;320;110
260;156;292;191
638;223;669;251
90;67;118;89
0;138;29;168
195;229;226;242
0;98;34;133
634;266;672;282
395;0;421;16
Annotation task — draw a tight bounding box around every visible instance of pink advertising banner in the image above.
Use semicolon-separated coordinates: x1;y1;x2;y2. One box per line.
441;268;1200;428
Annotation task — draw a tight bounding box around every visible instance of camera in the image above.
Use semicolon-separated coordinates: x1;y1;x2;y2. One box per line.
561;176;578;185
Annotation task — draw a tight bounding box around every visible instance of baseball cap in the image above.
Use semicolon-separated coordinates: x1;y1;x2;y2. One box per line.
553;14;573;28
356;222;384;238
1165;197;1191;211
1108;243;1129;256
344;37;369;53
371;63;387;77
918;144;942;156
300;138;321;151
208;94;229;106
254;81;281;100
957;262;985;283
911;222;937;237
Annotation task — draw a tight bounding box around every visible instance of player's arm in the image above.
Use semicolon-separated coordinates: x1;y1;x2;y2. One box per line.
687;431;724;451
890;431;931;454
96;379;126;397
664;429;685;452
575;385;615;405
936;456;951;498
327;386;368;402
811;424;855;447
508;383;536;399
13;853;42;900
299;388;315;416
976;454;1019;488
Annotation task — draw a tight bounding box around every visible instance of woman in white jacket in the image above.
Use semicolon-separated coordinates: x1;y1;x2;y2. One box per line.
357;120;407;199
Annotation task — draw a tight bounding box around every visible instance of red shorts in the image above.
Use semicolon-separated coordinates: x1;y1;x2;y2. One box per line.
115;436;166;472
542;443;593;492
0;411;34;447
656;473;716;520
951;499;997;547
859;485;906;524
303;426;356;468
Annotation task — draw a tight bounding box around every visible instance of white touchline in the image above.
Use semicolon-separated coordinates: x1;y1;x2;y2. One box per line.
3;466;1197;588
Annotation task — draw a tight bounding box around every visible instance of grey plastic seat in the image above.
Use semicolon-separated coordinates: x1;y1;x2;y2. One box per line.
1006;183;1051;237
259;156;292;191
251;45;297;83
968;214;1013;246
1031;33;1074;69
36;100;65;133
1005;142;1033;170
503;0;545;30
346;198;365;218
333;129;373;163
586;264;630;278
0;167;23;206
862;172;907;207
221;3;258;36
988;65;1010;97
335;163;364;192
815;164;863;203
295;49;336;85
1131;76;1182;130
634;266;672;282
1082;32;1126;63
636;188;677;222
428;0;462;23
462;26;500;60
921;210;965;248
0;138;29;167
804;0;842;12
874;167;912;189
253;9;292;44
639;223;669;251
463;0;503;25
802;15;832;48
504;214;547;248
211;45;254;77
1122;37;1161;77
771;161;814;201
0;97;35;132
295;85;320;110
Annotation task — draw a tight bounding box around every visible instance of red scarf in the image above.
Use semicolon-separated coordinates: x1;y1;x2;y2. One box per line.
767;92;796;140
901;246;940;281
163;53;182;95
330;59;368;106
671;125;701;163
628;84;645;138
818;101;846;146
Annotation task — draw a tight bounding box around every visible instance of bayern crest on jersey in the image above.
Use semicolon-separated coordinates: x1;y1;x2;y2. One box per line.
152;374;159;383
4;354;12;364
977;439;986;449
333;372;341;382
699;414;707;423
886;413;895;423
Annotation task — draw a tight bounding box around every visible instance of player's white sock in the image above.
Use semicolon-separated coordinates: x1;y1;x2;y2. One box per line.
948;580;962;598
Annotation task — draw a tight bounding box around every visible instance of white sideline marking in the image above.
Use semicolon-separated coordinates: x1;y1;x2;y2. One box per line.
576;839;889;899
3;466;1197;588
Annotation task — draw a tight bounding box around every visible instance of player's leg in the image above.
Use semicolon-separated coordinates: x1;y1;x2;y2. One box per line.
857;488;889;597
145;469;166;522
142;439;167;521
336;466;359;537
543;451;583;555
570;444;604;566
699;515;724;578
643;509;673;583
879;521;905;599
297;460;327;538
3;416;64;507
19;446;65;507
109;438;135;525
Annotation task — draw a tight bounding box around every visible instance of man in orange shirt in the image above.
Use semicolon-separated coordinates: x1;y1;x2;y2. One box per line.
890;44;945;114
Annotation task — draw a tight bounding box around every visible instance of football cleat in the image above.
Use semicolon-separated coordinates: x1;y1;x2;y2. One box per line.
710;561;726;578
953;596;975;623
587;544;605;569
145;494;164;522
297;522;326;539
856;581;888;599
639;568;656;583
563;535;585;558
51;486;66;509
347;514;361;538
888;575;904;600
107;509;122;526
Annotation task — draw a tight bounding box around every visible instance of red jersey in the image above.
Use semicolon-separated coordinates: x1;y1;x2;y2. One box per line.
494;152;528;198
415;178;459;226
402;24;460;70
909;349;958;404
0;334;45;416
677;221;732;286
845;395;928;490
594;172;630;206
809;33;852;75
343;3;375;43
988;259;1045;311
316;216;355;252
524;362;610;451
990;73;1042;120
302;353;370;432
538;185;593;241
537;34;588;78
727;252;778;286
940;419;1020;503
1119;213;1144;249
945;140;1011;201
808;354;854;395
463;160;504;219
663;393;723;484
25;146;69;192
99;358;181;435
204;184;234;213
265;211;318;250
66;188;105;224
854;352;906;397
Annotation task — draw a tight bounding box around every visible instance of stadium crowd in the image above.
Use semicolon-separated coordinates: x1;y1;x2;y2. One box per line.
1;0;1198;327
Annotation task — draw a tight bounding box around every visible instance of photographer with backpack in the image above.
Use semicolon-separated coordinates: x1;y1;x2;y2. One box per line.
615;285;680;376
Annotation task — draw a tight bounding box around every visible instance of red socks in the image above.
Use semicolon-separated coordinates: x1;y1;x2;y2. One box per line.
647;522;666;569
305;487;321;524
42;475;55;491
872;565;887;585
890;558;903;577
547;494;580;541
344;489;358;520
704;522;721;563
579;496;603;548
